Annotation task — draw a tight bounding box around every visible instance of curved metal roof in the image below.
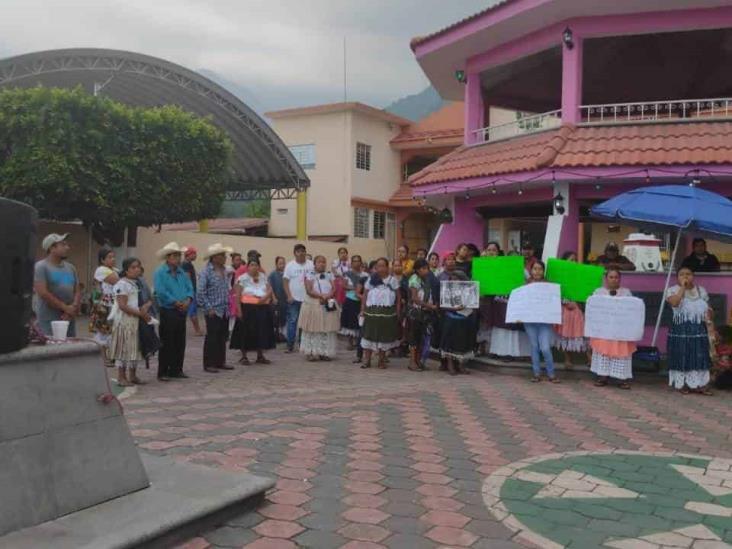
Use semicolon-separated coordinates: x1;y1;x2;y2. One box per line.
0;48;309;199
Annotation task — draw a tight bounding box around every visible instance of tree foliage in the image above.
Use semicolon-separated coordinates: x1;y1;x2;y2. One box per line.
0;86;232;241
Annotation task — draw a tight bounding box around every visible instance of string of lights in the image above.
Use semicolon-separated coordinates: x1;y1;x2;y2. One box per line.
411;166;730;203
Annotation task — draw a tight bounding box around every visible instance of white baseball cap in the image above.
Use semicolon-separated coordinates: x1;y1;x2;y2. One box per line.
42;233;69;251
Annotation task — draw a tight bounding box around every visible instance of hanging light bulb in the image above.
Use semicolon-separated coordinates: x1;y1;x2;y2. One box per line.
491;182;497;194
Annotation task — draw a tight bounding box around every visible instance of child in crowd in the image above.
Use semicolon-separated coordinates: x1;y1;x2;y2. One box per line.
360;258;401;369
415;248;428;261
109;257;152;386
553;251;590;368
428;252;441;275
590;268;635;389
299;255;340;361
524;261;560;383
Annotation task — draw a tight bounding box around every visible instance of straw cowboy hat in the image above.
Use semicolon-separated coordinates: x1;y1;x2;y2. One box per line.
156;241;185;259
203;243;234;259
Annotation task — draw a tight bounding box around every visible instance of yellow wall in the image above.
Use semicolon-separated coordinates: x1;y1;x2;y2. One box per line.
268;111;352;237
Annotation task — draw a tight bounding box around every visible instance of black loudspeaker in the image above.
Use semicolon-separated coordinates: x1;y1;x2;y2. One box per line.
0;198;38;354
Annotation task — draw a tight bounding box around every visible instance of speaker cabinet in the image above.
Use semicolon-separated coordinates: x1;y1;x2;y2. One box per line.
0;198;37;354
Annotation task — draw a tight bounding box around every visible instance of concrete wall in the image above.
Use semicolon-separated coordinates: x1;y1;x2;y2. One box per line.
134;227;388;278
350;111;402;204
268;111;352;237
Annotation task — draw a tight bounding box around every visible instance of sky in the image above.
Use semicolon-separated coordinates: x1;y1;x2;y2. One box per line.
0;0;491;112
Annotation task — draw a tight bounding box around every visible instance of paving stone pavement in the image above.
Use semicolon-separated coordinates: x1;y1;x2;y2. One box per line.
117;334;732;549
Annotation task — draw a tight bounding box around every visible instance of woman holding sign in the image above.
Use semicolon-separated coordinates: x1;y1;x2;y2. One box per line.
665;267;713;395
589;269;635;389
524;261;560;383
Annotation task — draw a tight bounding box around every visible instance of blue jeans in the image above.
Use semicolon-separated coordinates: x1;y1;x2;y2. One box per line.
524;323;555;378
286;300;303;350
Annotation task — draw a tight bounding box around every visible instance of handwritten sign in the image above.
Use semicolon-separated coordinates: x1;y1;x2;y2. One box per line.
440;281;480;309
505;283;562;324
472;256;525;296
545;259;604;303
584;295;646;341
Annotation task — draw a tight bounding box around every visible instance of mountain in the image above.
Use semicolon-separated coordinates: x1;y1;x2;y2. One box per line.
385;85;446;121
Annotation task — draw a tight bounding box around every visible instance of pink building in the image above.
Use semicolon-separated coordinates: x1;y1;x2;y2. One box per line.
409;0;732;349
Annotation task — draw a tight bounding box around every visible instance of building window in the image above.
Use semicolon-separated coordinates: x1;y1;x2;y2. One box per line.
289;144;316;169
356;142;371;171
373;211;386;239
276;208;288;215
353;207;369;238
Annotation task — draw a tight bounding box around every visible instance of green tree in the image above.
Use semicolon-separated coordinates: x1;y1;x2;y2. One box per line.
0;86;232;241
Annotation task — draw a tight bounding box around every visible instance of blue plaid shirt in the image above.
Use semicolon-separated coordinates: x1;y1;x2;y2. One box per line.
197;262;230;317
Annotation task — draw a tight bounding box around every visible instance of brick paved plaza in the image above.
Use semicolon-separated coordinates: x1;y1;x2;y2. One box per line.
120;336;732;549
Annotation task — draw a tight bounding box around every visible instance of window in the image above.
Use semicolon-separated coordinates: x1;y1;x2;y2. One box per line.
276;208;288;215
356;142;371;171
353;207;369;238
289;144;316;169
373;211;386;239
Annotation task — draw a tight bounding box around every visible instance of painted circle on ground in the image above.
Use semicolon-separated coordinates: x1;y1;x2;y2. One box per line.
482;451;732;548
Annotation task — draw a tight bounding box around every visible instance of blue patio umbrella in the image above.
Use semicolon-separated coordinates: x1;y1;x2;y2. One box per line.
591;185;732;347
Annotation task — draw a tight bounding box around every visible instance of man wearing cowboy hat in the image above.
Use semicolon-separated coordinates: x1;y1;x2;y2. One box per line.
197;243;234;373
33;233;81;337
153;242;194;381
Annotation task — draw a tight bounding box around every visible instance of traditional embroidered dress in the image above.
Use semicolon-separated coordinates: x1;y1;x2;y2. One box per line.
487;296;531;357
108;278;142;366
437;270;477;363
554;300;588;352
590;287;635;380
666;284;712;389
361;275;400;351
299;272;340;358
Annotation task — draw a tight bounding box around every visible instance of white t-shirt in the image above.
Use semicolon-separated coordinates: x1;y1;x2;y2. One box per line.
364;276;400;308
307;271;334;296
94;265;118;305
284;259;314;302
238;273;268;297
113;278;140;312
332;259;349;277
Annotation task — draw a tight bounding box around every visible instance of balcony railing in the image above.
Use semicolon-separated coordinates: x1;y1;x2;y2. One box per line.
580;98;732;125
473;109;561;144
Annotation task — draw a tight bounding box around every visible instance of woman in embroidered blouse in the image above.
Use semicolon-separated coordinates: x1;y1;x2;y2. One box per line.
665;266;713;395
589;268;635;389
299;255;340;361
90;247;119;367
437;252;477;375
232;259;275;365
360;258;401;369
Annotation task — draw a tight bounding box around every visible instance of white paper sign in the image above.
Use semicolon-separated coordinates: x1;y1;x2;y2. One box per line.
505;283;562;324
440;280;480;309
584;295;646;341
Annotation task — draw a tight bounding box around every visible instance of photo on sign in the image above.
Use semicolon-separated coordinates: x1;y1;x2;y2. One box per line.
440;281;480;309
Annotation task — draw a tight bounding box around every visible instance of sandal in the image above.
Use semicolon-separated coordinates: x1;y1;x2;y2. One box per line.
256;357;271;365
696;387;713;396
618;382;631;390
595;379;608;387
530;376;541;383
306;355;318;362
320;356;332;362
377;361;387;369
360;362;371;369
239;356;250;365
408;364;421;372
548;377;561;384
680;387;691;395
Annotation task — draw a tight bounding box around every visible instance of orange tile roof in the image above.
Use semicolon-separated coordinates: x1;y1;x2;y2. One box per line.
409;121;732;187
388;184;417;207
409;126;570;186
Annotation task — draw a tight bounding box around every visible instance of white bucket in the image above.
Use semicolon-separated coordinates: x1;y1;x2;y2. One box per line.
51;320;70;341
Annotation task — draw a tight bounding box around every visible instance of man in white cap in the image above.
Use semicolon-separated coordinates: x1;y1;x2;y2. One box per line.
153;242;194;381
33;233;80;337
197;243;234;373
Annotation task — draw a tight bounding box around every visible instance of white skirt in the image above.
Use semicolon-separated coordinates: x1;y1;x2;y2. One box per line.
669;370;710;390
300;332;337;358
489;328;531;357
108;313;142;363
591;352;632;380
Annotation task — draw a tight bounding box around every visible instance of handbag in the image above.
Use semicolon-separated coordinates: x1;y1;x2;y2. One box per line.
137;288;160;358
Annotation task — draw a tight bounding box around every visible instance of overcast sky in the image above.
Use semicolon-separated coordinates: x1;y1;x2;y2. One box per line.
0;0;491;111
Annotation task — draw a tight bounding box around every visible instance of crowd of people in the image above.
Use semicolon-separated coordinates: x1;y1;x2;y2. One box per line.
31;233;719;395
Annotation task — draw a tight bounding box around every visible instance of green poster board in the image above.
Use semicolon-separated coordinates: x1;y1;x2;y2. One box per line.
545;258;604;302
472;256;525;296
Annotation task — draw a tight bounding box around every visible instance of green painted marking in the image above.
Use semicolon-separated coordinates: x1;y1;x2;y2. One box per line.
495;453;732;546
